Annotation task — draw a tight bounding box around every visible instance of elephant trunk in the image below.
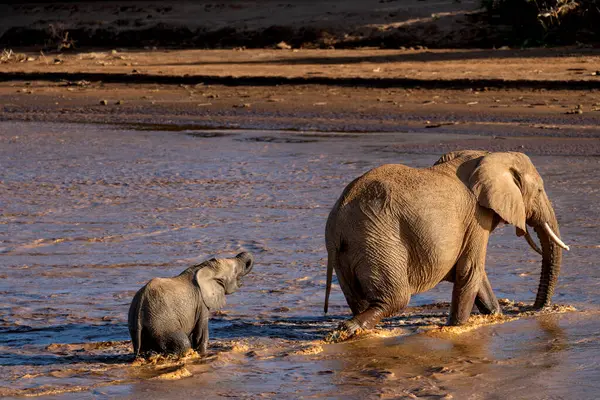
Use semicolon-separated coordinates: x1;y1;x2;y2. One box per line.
236;252;254;275
532;215;563;309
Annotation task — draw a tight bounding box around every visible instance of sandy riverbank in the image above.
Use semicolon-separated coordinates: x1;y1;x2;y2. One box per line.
2;48;600;156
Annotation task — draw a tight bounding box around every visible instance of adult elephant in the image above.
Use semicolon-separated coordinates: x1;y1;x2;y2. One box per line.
128;252;254;357
323;150;569;334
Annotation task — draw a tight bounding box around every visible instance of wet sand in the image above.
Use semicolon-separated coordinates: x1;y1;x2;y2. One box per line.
1;121;599;398
2;45;600;151
2;80;600;150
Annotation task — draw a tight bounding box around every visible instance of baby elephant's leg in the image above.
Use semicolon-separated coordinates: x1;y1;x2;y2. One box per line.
159;331;192;356
192;315;209;354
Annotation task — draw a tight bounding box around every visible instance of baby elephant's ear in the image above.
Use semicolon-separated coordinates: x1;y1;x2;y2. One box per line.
195;267;226;310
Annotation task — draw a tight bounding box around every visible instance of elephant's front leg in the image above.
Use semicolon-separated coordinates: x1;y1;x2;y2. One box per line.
474;271;501;315
448;250;486;325
192;313;209;354
446;268;501;316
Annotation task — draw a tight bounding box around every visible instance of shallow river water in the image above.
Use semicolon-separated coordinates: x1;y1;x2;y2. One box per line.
0;121;599;399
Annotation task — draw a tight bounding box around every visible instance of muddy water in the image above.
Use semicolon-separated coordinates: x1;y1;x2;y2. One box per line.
0;121;599;399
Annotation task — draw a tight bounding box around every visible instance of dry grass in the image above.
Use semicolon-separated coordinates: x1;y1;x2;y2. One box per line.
1;49;27;63
47;24;76;52
482;0;600;44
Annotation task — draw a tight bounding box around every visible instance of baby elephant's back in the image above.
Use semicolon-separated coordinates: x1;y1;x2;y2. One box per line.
129;276;192;329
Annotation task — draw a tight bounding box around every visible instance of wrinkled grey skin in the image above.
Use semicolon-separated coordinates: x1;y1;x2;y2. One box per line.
128;252;254;357
324;150;564;335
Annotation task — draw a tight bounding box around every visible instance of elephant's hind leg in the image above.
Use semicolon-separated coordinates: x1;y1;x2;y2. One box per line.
138;329;161;356
340;253;411;336
130;327;140;357
335;250;370;316
341;295;411;336
340;304;394;336
159;331;192;356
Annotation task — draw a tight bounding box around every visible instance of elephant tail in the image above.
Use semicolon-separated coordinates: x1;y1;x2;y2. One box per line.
324;250;336;314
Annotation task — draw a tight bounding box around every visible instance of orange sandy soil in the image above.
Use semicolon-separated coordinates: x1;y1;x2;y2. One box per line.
2;47;600;82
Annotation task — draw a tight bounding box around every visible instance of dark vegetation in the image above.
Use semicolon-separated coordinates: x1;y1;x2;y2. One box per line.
0;1;598;50
483;0;600;46
1;24;338;51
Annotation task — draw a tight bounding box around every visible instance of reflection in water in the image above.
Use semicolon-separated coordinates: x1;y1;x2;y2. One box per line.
0;122;599;398
538;314;569;354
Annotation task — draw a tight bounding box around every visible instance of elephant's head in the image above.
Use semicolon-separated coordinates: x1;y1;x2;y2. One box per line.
437;150;569;309
194;252;254;310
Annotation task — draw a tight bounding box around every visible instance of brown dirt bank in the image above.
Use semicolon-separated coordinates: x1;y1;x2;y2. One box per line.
2;48;600;156
3;48;600;85
2;79;600;156
0;0;506;50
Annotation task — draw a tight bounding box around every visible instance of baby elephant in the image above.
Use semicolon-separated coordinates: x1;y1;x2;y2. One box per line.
128;252;254;357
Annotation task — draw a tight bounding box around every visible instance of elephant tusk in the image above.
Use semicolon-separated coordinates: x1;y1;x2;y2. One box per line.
524;227;543;255
543;222;570;251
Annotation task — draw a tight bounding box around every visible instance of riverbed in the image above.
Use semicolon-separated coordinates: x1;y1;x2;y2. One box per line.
1;121;599;399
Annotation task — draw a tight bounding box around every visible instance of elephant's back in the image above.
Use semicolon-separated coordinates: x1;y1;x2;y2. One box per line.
144;277;187;306
337;164;416;209
340;163;472;205
329;163;473;241
328;164;423;246
329;163;474;287
134;278;189;324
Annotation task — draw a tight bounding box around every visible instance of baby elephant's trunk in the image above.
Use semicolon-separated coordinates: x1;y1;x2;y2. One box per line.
236;252;254;275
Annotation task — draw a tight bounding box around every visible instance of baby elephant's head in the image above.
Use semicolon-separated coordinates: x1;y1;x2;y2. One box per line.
194;252;254;310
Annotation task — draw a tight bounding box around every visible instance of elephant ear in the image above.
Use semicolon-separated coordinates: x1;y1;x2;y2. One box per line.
469;152;527;235
195;267;226;310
